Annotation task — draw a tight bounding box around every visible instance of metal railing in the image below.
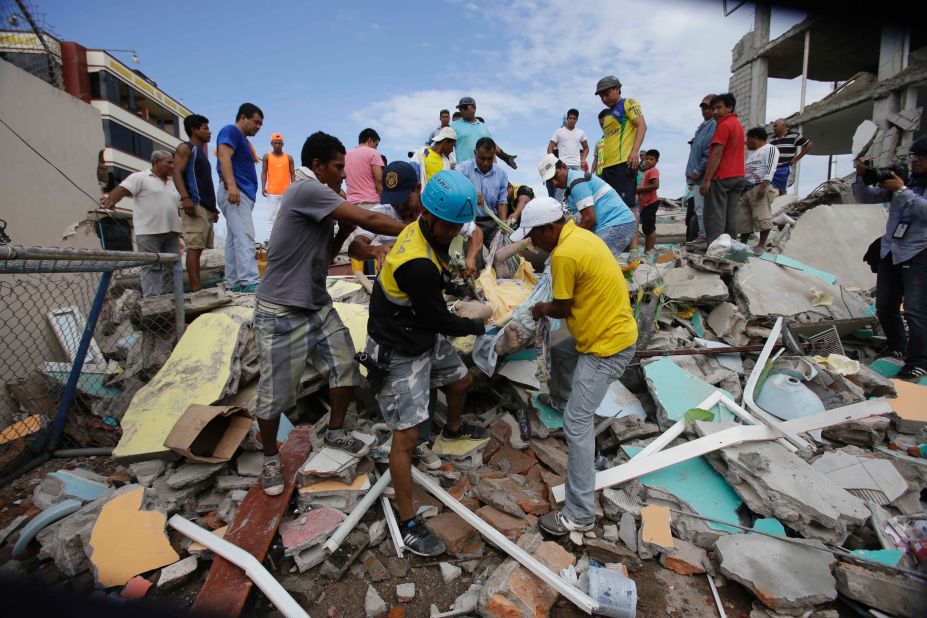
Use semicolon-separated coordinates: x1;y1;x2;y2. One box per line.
0;245;184;480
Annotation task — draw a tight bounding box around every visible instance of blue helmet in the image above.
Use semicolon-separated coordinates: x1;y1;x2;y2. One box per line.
421;170;478;224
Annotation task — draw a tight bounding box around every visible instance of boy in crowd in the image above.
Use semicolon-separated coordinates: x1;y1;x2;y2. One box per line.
636;149;661;253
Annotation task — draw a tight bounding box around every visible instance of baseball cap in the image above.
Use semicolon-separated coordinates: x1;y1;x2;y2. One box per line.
380;161;419;206
595;75;622;95
538;154;560;182
432;126;458;142
271;132;284;142
909;136;927;154
457;96;476;109
510;197;564;242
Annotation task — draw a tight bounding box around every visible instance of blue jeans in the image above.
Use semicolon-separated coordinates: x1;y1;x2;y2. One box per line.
597;221;637;260
690;184;706;237
877;249;927;368
217;185;259;288
550;336;636;525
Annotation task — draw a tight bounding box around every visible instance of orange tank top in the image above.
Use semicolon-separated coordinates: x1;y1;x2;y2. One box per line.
265;151;291;195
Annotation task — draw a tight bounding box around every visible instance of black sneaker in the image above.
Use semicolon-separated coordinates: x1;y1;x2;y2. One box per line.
401;519;446;557
440;420;488;441
536;393;564;413
323;428;368;457
538;510;594;537
896;365;927;381
260;459;284;496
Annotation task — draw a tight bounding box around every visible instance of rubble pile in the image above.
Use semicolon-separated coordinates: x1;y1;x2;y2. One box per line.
1;203;926;617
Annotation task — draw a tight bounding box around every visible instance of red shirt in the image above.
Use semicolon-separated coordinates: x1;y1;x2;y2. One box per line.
710;113;745;180
639;167;659;209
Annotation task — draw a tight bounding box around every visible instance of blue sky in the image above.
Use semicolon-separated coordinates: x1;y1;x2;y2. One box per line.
41;0;843;241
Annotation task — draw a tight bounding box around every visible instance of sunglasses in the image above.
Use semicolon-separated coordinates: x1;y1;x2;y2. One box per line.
699;103;711;108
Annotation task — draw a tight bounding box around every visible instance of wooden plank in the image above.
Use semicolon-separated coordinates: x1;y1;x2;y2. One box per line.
193;426;312;617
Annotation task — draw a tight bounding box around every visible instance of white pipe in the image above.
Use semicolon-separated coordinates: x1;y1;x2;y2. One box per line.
411;467;598;615
551;398;891;502
381;494;405;559
707;573;727;618
168;515;309;618
323;470;391;554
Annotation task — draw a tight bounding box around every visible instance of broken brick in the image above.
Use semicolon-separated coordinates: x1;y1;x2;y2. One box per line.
476;505;528;541
489;444;538;475
479;541;575;617
425;512;480;557
660;538;708;576
482;438;503;464
529;437;568;476
476;477;549;517
447;478;472;501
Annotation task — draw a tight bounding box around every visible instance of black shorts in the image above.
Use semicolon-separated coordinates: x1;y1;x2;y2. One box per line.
640;204;657;235
601;163;637;208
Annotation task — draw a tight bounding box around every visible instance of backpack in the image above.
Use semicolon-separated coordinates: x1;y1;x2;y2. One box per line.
563;173;593;200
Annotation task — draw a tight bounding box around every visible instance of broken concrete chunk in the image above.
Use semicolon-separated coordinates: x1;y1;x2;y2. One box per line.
529;437;568;476
298;447;361;484
368;519;387;547
396;582;415;602
320;529;369;580
716;533;836;611
361;550;389;582
660;538;708;576
156;556;198;590
425;512;483;559
33;469;109;510
235;451;263;477
280;506;345;556
217;489;248;524
478;540;576;617
662;267;729;305
365;584;388;618
695;421;870;545
642;356;734;425
821;415;889;447
165;463;225;489
440;561;462;584
129;460;167;486
811;448;908;505
214;475;256;492
489;444;538;475
834;561;927;617
618;512;638;553
475;476;549;518
476;505;528;541
707;302;747;345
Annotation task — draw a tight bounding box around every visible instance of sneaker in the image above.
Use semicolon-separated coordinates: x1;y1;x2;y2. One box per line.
413;441;442;470
401;519;446;557
324;427;369;457
260;459;284;496
240;283;258;293
440;420;488;441
538;510;594;537
896;365;927;381
536;393;564;413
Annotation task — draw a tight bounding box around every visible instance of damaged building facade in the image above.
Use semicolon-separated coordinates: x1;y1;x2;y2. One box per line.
728;5;926;169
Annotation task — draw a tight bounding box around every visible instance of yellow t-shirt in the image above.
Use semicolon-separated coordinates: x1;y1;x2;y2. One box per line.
551;220;637;356
601;98;643;169
423;147;444;184
595;138;605;176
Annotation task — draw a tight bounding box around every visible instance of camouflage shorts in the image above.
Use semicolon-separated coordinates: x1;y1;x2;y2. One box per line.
366;335;468;431
253;300;360;420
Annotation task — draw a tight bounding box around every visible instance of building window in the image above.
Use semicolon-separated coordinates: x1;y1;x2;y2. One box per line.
90;70;181;138
101;119;173;161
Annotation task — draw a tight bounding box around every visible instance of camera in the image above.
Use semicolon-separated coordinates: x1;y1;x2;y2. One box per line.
861;160;909;186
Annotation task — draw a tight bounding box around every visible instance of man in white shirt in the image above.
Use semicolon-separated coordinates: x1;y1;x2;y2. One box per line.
548;109;589;202
738;127;780;253
102;150;182;296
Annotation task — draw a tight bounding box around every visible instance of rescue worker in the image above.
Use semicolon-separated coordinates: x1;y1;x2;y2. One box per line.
365;170;488;556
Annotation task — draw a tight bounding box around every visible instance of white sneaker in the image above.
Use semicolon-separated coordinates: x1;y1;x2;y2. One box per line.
413;441;442;470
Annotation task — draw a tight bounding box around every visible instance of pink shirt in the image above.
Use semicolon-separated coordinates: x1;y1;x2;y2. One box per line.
344;145;384;204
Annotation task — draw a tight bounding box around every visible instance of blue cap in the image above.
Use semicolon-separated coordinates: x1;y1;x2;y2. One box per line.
380;161;419;206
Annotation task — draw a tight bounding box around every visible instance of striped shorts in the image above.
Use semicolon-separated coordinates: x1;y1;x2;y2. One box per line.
253;299;360;420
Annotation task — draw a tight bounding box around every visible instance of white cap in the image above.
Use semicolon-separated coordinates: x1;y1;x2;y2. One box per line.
510;197;564;241
538;153;559;181
432;126;458;142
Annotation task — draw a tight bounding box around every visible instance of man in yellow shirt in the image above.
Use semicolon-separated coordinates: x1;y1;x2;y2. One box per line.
595;75;647;209
410;127;457;186
512;196;638;536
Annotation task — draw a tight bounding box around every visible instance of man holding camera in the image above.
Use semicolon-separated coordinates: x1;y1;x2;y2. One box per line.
853;136;927;381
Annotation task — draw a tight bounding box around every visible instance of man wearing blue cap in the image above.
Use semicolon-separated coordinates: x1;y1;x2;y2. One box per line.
366;169;489;556
252;131;407;497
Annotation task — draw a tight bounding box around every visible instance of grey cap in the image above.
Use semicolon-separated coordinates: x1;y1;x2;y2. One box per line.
595;75;622;95
457;96;476;108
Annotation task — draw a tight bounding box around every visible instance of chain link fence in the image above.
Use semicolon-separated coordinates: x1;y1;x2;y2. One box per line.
0;246;184;478
0;0;62;89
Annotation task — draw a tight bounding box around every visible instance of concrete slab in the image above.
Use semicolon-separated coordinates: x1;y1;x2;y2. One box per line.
715;533;836;610
88;487;180;588
642;357;736;425
707;302;747;345
695;421;869;545
758;252;837;285
623;446;742;534
166;463;225;489
781;204;886;290
298;447;360;484
834;561;927;617
733;258;872;321
280;506;346;557
113;308;253;460
662;267;729;305
810;449;908;504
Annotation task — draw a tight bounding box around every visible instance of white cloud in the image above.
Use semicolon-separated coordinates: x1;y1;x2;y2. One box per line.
350;0;825;197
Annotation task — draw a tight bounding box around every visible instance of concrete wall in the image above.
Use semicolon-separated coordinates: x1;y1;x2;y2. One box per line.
0;61;106;429
0;60;104;248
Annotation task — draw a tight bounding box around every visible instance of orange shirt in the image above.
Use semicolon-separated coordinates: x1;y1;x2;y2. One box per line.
265;151;292;195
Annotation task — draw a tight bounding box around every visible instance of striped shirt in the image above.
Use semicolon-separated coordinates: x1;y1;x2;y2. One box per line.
769;132;809;167
744;143;780;185
564;168;635;232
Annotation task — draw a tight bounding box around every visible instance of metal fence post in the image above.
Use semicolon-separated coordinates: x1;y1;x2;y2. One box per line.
173;258;185;343
45;271;113;451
